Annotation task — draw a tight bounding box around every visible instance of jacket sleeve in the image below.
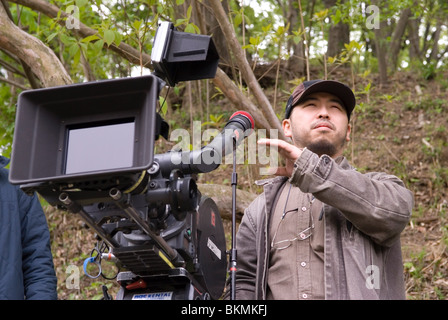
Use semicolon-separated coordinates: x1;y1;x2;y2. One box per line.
19;189;58;300
290;148;413;247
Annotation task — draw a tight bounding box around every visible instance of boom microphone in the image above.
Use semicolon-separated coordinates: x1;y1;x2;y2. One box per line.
155;111;254;176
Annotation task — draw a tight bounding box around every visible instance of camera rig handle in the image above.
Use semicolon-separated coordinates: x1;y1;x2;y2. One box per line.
109;187;180;264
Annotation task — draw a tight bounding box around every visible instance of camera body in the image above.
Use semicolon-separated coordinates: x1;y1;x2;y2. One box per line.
9;22;227;300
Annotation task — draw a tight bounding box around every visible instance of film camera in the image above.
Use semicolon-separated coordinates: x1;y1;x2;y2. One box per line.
9;22;254;300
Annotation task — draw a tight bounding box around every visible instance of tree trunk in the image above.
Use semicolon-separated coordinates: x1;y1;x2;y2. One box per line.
407;16;421;62
0;1;71;87
428;20;442;63
371;0;388;86
389;8;412;70
208;0;286;140
200;0;234;76
286;0;305;76
324;0;350;58
213;68;272;132
373;23;388;86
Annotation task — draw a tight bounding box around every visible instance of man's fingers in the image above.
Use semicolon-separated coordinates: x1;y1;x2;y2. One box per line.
258;138;301;177
265;166;290;177
257;138;302;160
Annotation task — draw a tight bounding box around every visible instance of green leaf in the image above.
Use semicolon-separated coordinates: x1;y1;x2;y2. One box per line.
60;33;76;46
132;20;142;31
76;0;88;8
249;36;260;46
68;43;79;57
103;30;115;46
93;39;104;54
233;13;242;27
184;23;195;34
159;96;168;116
81;34;100;43
186;5;192;19
46;32;59;43
261;24;271;33
73;49;81;67
331;9;342;24
113;31;122;46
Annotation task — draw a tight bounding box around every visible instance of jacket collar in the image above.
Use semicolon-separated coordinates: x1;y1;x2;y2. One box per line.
0;156;10;169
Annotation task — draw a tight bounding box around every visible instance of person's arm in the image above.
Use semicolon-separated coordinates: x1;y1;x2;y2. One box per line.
291;149;413;246
257;139;413;247
19;190;58;300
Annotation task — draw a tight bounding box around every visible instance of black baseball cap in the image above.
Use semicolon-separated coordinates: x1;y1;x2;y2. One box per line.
284;80;356;120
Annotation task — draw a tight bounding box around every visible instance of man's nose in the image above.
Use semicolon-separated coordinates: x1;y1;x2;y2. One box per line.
317;106;330;119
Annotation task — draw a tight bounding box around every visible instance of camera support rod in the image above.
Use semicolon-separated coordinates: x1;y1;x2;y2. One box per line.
59;192;120;248
229;137;238;300
109;188;179;263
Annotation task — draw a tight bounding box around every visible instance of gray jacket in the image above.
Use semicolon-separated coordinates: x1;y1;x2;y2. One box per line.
233;148;413;300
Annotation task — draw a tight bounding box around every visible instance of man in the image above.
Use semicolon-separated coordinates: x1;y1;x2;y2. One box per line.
233;80;413;300
0;155;57;299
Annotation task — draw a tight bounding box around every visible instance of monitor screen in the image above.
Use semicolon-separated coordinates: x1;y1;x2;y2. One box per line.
65;121;135;174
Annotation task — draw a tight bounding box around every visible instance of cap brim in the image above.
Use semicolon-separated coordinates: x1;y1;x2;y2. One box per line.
295;80;356;117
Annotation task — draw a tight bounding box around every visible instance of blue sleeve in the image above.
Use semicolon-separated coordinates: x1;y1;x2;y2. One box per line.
19;190;58;300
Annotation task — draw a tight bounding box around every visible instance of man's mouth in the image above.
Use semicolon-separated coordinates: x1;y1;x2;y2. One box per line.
313;121;334;130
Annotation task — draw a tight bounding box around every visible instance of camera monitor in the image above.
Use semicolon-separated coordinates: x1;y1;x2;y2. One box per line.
65;120;135;175
151;21;219;86
9;75;160;189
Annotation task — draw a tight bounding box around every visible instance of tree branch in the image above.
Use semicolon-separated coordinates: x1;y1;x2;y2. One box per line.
7;0;151;66
0;1;71;87
213;68;272;132
0;75;28;90
0;0;41;88
208;0;286;140
0;57;25;77
5;0;279;134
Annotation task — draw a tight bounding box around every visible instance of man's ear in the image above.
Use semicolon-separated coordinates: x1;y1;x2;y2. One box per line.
346;123;351;142
282;119;292;138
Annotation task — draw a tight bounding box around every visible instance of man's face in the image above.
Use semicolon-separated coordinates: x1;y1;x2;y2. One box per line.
282;92;351;158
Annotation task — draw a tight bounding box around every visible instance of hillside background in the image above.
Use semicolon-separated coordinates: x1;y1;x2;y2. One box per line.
0;0;447;299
